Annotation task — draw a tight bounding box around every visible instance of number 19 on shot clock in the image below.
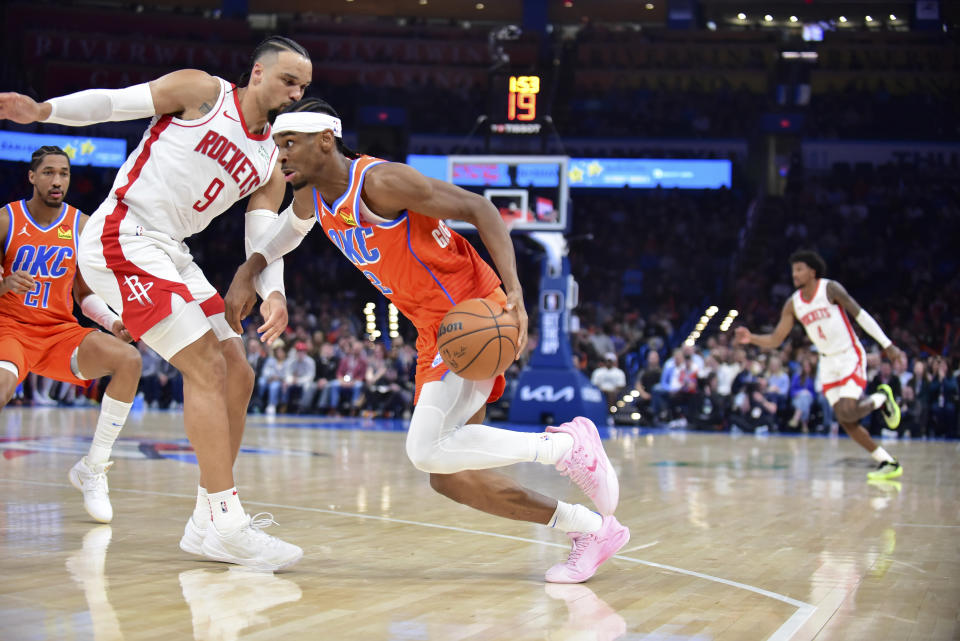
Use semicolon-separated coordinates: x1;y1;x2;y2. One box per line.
508;75;540;122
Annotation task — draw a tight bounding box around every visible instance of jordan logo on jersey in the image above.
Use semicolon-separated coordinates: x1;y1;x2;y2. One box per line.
799;307;831;326
193;130;262;195
123;275;154;305
17;224;29;237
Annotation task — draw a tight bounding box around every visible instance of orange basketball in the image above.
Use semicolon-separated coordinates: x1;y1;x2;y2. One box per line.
437;298;520;381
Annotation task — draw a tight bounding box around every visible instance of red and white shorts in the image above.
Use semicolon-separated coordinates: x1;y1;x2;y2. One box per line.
78;208;238;361
820;343;867;406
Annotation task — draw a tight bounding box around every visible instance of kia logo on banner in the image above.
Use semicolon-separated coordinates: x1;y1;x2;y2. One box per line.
518;385;605;404
519;385;575;403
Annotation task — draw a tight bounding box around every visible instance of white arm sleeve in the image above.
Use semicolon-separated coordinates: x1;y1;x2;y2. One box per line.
43;83;155;127
252;203;315;265
245;209;285;300
855;309;892;349
80;294;121;331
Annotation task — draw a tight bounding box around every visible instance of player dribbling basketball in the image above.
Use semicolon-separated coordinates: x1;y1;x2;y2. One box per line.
226;98;630;583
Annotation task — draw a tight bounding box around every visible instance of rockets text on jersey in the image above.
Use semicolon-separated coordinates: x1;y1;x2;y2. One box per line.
98;76;278;242
792;278;862;357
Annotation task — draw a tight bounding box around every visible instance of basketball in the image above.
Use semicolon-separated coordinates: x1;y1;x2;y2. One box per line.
437;298;520;380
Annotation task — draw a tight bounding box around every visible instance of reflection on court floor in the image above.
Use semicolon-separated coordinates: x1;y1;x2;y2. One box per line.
0;407;957;640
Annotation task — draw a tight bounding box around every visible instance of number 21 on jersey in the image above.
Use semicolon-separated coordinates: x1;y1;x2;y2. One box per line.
24;281;51;308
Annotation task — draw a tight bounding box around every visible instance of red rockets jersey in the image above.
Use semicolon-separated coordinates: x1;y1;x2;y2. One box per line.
313;155;502;329
1;200;81;325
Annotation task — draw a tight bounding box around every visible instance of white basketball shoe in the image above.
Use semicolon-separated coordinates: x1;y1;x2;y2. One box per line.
179;515;209;556
200;513;303;572
68;457;114;523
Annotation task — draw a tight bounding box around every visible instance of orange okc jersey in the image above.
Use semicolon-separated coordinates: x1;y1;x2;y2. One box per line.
1;200;82;325
313;155;501;328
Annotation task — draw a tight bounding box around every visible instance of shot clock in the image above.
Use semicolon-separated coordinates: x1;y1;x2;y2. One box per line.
507;75;540;122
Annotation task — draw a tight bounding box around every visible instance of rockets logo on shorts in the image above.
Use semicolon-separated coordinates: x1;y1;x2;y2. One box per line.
123;275;155;305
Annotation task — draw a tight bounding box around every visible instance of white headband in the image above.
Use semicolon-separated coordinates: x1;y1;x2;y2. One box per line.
273;112;343;137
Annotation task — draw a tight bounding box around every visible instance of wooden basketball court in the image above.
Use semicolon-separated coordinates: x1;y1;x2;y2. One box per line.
0;407;957;640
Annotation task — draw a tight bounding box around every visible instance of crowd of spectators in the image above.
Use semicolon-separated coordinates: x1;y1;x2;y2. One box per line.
1;4;956;438
599;333;958;439
576;162;960;438
10;158;956;439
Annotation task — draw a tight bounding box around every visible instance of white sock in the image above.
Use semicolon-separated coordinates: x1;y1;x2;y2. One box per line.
193;486;209;527
533;432;575;465
208;487;246;534
549;501;603;534
869;393;886;410
87;394;132;464
870;446;895;464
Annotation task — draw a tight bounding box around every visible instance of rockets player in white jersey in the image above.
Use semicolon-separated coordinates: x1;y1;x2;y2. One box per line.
735;250;905;481
0;36;311;570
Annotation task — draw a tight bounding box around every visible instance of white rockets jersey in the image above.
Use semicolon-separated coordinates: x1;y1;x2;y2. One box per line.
101;77;277;241
792;278;862;356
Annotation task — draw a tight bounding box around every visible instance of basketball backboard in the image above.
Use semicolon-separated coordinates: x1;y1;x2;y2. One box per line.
445;155;569;232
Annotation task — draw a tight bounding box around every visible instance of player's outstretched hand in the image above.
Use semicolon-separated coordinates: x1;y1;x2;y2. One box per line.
110;319;134;343
882;344;905;365
0;270;36;296
224;269;258;334
258;291;288;345
0;93;47;124
734;326;752;345
504;290;528;359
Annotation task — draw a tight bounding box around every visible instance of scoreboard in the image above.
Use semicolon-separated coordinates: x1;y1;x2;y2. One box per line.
490;74;544;135
507;75;540;122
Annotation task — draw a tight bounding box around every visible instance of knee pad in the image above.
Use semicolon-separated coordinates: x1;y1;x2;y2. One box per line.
140;295;211;361
405;404;446;472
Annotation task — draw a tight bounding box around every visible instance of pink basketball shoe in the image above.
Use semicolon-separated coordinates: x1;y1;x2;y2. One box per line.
546;417;619;515
545;515;630;584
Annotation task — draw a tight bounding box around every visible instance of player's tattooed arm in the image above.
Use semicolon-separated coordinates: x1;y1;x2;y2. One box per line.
830;280;902;361
148;69;220;120
735;299;796;349
825;280;862;317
